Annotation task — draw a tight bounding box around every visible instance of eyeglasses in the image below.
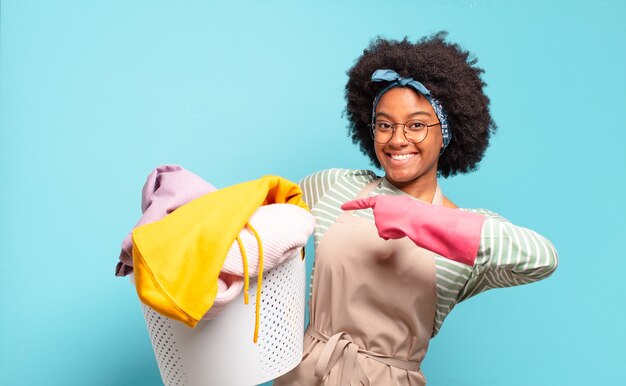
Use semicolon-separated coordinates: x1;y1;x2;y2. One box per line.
369;119;441;144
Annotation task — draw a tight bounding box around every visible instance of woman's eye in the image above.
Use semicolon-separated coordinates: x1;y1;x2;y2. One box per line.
408;121;425;129
377;122;392;130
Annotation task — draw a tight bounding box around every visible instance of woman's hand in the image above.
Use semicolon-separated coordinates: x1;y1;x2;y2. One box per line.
341;195;485;266
341;195;418;240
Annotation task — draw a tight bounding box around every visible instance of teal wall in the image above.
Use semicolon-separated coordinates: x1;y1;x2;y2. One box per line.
1;1;624;385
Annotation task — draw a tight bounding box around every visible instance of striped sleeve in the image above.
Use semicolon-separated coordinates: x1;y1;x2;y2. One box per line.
298;168;351;209
456;209;559;302
432;256;473;336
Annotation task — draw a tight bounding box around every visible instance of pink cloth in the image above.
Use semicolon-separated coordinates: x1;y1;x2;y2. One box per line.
117;164;315;320
205;272;245;320
116;164;217;276
221;204;312;275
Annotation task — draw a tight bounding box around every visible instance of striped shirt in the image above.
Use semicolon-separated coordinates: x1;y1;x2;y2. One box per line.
300;168;558;337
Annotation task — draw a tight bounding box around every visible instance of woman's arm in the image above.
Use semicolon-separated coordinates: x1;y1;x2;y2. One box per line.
298;168;349;209
341;194;486;265
456;209;559;302
298;168;376;209
339;196;558;302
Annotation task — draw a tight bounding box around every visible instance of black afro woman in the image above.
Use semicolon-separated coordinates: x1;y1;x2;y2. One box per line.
275;31;557;386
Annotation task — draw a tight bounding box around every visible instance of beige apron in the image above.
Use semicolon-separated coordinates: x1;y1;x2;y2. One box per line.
275;179;441;386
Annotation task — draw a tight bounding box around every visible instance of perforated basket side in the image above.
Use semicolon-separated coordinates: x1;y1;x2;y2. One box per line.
252;256;307;381
142;304;189;386
138;253;306;385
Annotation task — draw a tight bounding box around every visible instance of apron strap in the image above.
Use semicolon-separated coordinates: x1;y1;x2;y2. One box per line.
355;178;383;199
432;184;443;206
307;326;421;386
339;178;383;221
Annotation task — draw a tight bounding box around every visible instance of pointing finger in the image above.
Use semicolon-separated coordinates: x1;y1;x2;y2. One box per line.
341;196;377;211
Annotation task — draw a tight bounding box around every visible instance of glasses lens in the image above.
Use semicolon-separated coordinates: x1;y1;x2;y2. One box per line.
372;121;393;143
404;120;428;143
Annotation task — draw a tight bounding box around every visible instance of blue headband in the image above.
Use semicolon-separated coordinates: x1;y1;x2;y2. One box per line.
371;69;451;152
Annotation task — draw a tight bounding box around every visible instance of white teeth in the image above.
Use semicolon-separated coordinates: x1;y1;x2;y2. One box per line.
390;153;416;160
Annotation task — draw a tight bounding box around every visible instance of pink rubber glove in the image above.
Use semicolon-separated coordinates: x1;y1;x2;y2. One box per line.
341;195;485;266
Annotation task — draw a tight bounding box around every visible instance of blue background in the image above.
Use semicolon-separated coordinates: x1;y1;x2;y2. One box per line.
1;0;625;385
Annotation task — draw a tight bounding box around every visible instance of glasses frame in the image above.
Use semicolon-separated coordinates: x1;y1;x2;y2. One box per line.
369;119;441;144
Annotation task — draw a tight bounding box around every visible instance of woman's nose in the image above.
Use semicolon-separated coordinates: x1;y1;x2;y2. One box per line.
388;126;409;146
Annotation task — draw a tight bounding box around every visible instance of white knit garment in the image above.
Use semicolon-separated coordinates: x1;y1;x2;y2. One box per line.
203;203;314;320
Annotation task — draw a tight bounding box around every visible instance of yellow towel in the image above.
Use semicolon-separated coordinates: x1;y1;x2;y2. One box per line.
131;175;308;328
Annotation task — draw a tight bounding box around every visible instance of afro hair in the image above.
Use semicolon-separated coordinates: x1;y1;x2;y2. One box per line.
345;31;496;178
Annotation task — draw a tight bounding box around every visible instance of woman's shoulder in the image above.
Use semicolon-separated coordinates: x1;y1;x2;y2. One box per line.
299;168;378;186
458;207;508;221
298;168;378;208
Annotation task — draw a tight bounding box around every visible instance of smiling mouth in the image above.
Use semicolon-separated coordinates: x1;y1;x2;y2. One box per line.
388;153;417;161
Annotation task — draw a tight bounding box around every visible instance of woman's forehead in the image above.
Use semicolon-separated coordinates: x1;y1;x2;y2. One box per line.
375;87;435;117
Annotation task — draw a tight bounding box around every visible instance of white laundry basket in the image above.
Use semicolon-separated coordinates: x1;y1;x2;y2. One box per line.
133;250;307;386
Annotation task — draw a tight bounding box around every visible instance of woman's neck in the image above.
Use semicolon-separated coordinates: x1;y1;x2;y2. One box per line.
384;173;438;203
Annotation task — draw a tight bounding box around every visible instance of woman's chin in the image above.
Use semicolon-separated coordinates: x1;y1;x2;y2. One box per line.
384;165;437;187
385;170;419;185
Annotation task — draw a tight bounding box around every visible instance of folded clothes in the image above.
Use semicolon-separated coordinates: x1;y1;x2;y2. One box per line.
203;272;245;321
203;203;314;320
120;166;313;333
221;204;312;276
116;164;216;276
